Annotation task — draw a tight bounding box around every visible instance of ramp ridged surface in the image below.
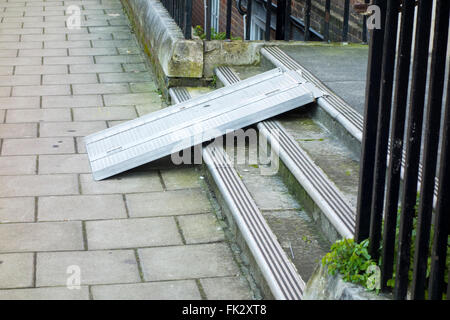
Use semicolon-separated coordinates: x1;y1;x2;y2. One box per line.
85;68;318;180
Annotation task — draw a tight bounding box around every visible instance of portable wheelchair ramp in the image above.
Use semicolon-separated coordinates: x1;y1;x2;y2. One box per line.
85;68;322;180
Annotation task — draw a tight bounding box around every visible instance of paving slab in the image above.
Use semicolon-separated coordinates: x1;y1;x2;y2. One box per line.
38;195;127;221
0;123;37;138
36;250;140;286
0;286;90;300
6;109;72;123
39;121;107;137
0;197;35;223
0;253;34;288
1;137;75;155
139;243;240;281
38;154;91;174
178;213;225;244
86;217;182;250
200;276;254;300
80;172;163;194
0;221;83;252
42;95;103;108
92;280;201;300
0;155;36;175
0;174;78;197
72;106;137;121
126;189;211;217
160;167;203;190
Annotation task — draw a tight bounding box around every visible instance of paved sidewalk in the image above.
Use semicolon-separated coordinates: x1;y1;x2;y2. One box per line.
0;0;252;300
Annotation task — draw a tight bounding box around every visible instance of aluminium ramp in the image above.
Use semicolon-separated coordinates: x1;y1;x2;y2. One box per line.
85;68;321;180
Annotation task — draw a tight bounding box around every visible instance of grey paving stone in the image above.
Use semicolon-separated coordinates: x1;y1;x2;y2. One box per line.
39;121;107;137
123;63;147;72
0;66;13;75
15;65;68;75
76;136;87;153
73;83;129;95
0;155;36;175
44;40;91;49
0;253;34;288
70;63;123;73
1;137;75;155
95;55;143;64
68;33;113;41
92;39;135;48
38;154;90;174
0;97;40;109
69;47;116;56
19;48;67;57
2;17;43;23
72;106;137;121
0;123;37;138
200;276;253;300
0;28;42;35
0;49;19;57
0;42;42;50
38;194;127;221
0;174;79;197
0;87;11;97
160;168;202;190
178;214;225;244
0;57;41;66
44;56;93;65
6;109;71;123
42;74;98;85
21;34;65;42
92;280;201;300
44;27;88;34
0;35;20;41
86;217;182;250
130;82;157;93
12;85;71;97
99;72;152;83
103;93;160;106
89;26;130;33
0;221;83;252
117;47;141;55
43;95;103;108
23;21;65;28
126;189;211;217
36;250;140;286
0;197;35;223
80;172;163;194
0;75;41;86
139;243;240;281
0;287;90;300
136;103;162;116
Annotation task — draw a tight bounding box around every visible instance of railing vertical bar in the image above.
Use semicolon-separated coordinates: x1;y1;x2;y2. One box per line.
265;0;272;41
304;0;311;41
324;0;331;42
284;0;291;41
413;0;450;300
428;72;449;300
245;0;253;40
206;0;212;40
226;0;233;39
380;0;415;291
342;0;350;42
394;0;434;300
368;0;400;261
355;0;386;243
184;0;193;39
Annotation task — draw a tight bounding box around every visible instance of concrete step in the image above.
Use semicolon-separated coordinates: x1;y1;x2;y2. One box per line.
168;86;311;300
215;66;357;242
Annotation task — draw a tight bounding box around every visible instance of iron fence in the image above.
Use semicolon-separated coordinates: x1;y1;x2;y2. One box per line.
356;0;449;300
161;0;364;42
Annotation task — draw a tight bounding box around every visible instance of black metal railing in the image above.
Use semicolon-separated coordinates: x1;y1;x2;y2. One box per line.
161;0;193;39
356;0;449;300
161;0;365;42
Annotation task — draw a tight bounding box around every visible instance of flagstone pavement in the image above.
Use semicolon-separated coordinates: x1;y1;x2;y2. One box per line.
0;0;254;300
